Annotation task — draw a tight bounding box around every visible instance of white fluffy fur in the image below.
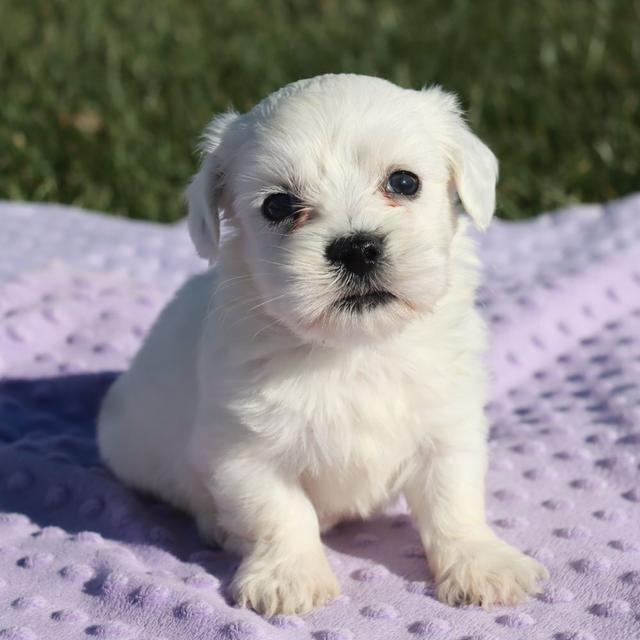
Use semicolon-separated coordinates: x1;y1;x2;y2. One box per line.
97;74;547;615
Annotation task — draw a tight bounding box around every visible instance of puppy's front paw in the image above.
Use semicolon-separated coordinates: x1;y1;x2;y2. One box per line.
432;537;548;608
231;548;340;616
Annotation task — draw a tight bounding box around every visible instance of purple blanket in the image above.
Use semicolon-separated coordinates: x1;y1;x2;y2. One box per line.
1;198;639;640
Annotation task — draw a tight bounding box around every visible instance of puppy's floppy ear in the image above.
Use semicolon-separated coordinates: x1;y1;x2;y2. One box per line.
449;122;499;231
186;111;239;261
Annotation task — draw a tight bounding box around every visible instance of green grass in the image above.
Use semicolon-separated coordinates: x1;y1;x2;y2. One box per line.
1;0;639;221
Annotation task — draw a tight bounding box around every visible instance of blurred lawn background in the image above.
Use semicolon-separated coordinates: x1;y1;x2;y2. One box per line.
1;0;639;222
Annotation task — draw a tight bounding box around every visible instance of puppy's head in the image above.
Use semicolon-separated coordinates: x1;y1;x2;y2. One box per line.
187;74;497;345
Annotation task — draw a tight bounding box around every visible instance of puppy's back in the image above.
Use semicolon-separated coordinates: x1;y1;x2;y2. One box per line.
97;269;214;505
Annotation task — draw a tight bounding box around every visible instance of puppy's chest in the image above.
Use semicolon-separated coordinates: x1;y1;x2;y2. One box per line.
300;419;419;522
241;350;428;472
285;371;423;519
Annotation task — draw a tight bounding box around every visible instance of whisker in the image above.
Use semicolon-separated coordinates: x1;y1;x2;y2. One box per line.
252;317;281;340
247;293;288;313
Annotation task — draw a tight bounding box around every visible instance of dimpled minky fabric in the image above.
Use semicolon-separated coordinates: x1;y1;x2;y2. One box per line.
0;197;639;640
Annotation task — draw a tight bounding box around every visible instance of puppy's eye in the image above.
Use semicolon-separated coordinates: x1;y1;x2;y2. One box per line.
261;193;302;222
385;170;420;196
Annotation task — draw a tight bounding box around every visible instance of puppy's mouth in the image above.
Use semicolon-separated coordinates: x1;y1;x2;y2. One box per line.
333;290;396;313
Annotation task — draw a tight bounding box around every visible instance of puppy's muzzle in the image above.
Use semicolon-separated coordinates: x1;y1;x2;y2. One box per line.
325;233;384;278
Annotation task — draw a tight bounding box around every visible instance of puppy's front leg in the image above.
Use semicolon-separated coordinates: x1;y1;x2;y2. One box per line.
404;433;548;607
206;455;340;616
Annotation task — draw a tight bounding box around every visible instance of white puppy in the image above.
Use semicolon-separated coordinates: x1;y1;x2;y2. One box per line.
98;74;548;615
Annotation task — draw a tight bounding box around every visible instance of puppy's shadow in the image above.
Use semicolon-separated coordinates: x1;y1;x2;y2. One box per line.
322;510;434;585
0;373;238;597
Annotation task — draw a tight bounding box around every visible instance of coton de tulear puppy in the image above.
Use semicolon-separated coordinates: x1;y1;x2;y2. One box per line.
98;74;548;615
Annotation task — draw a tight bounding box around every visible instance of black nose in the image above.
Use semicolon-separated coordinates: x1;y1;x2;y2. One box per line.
325;233;384;277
